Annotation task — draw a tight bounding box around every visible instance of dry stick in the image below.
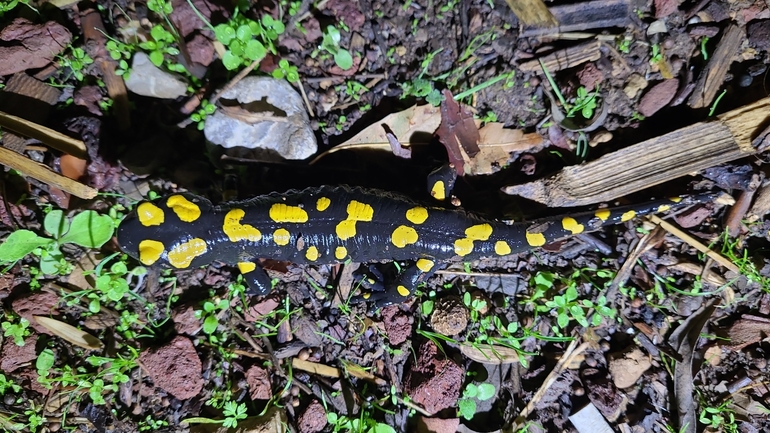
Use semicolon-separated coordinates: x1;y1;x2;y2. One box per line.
513;339;587;427
647;214;740;273
0;111;87;159
0;146;97;199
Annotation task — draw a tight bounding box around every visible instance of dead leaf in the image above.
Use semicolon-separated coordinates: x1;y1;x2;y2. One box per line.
466;122;544;175
459;343;520;364
34;316;103;350
436;90;480;176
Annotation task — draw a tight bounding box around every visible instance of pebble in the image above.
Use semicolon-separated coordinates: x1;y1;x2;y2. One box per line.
124;52;188;99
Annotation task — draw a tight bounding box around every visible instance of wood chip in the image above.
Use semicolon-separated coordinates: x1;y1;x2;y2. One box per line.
503;96;770;207
569;402;614;433
688;24;744;109
505;0;557;28
0;110;86;159
520;0;632;37
518;41;602;73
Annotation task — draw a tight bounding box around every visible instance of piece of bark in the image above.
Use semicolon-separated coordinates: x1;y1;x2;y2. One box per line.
503;96;770;206
0;73;62;153
0;146;97;199
518;41;602;73
519;0;632;37
80;3;130;131
688;24;744;109
505;0;557;28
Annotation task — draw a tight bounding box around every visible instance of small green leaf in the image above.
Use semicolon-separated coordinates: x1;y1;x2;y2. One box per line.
334;50;353;70
244;40;266;61
0;230;53;263
36;348;55;374
236;24;252;42
151;25;166;41
44;210;69;238
149;50;164;67
59;210;114;248
477;383;496;400
214;24;236;45
203;315;218;334
457;399;476;420
557;313;569;329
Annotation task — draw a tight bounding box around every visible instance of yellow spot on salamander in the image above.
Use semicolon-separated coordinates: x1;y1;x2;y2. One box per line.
316;197;331;212
223;209;262;242
269;203;308;223
273;228;291;246
495;241;511;256
138;240;164;265
391;225;419;248
238;262;256;274
335;246;347;260
166;195;201;223
431;181;446;200
406;207;429;224
465;224;493;241
416;258;434;272
362;292;371;300
137;202;164;227
347;200;374;221
657;204;671;213
167;238;207;268
305;246;319;261
525;231;546;247
621;210;636;222
669;196;682;203
397;285;411;297
335;220;357;240
335;200;375;240
454;238;474;256
595;209;611;221
561;217;584;235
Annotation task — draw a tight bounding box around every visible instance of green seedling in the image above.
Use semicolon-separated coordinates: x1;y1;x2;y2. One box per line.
0;0;35;17
190;99;217;130
319;25;353;70
58;46;94;82
105;39;134;77
457;382;495;420
0;209;114;277
699;398;737;433
271;59;299;82
650;43;663;64
139;25;182;70
700;37;710;60
64;253;147;313
0;374;21;395
1;316;30;346
214;14;284;71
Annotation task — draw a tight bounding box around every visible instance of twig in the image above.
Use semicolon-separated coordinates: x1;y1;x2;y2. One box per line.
647;214;739;273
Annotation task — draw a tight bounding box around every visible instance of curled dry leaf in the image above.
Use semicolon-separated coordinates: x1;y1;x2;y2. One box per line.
459;343;520;364
311;104;442;164
34;316;103;350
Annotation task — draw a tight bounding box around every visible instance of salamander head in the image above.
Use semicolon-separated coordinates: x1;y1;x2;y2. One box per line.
117;193;212;268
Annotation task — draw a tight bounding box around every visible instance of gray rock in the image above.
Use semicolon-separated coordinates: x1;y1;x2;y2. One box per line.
124;52;188;99
204;76;316;160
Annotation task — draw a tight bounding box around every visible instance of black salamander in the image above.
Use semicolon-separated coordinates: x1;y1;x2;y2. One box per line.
116;186;713;305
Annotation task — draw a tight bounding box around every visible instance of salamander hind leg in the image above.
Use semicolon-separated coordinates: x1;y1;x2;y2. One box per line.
236;260;274;296
352;258;439;307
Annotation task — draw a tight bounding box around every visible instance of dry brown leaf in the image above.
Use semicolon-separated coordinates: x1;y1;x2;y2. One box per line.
34;316;103;350
311;104;441;164
459;343;520;364
468;122;544;175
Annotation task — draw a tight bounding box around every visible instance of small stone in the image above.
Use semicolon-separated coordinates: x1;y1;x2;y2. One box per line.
430;296;469;337
623;73;648;99
297;400;327;433
609;347;652;389
124;52;188;99
204;76;317;160
638;79;679;117
748;20;770;51
647;20;668;36
738;74;753;87
139;335;203;400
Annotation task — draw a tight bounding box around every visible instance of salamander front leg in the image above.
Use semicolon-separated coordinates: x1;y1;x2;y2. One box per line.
236;261;274;296
354;258;438;307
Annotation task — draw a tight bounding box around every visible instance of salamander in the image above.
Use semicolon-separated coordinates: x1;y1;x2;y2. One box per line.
116;185;714;305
